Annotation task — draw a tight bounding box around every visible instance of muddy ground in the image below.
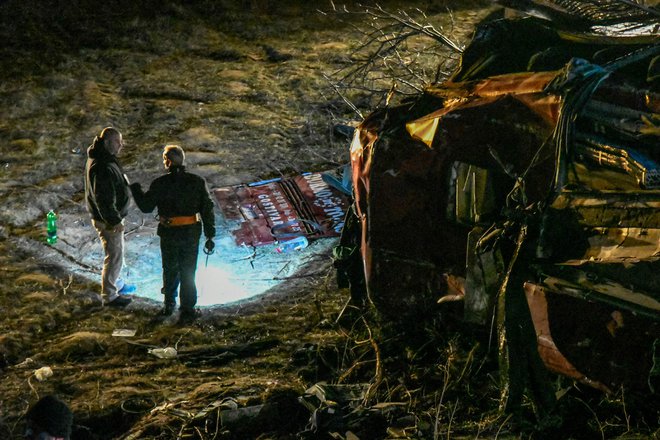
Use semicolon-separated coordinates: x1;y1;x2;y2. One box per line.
0;1;657;439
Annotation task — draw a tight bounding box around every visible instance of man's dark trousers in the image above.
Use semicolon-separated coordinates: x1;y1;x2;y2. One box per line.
160;227;200;313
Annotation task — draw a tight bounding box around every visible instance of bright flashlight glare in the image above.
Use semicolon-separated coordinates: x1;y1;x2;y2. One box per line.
125;220;337;307
196;264;251;305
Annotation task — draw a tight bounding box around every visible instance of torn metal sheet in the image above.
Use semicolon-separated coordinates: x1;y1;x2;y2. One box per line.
545;192;660;263
408;71;561;148
536;264;660;319
495;0;660;40
524;282;611;393
214;172;349;246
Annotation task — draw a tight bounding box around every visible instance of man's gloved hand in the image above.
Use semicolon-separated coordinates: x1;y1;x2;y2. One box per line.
204;238;215;255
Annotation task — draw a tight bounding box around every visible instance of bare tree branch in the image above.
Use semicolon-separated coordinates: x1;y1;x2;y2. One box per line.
320;2;465;115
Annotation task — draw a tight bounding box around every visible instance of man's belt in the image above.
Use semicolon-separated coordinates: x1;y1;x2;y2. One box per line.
159;214;200;227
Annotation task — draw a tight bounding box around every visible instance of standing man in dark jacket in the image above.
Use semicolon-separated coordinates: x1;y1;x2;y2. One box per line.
84;127;133;307
130;145;215;324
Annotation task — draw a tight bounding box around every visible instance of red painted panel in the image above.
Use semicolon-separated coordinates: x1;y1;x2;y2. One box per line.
213;172;349;246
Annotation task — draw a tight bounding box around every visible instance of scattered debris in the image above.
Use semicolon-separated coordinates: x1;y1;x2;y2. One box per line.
111;329;137;338
33;366;53;382
299;383;412;439
147;347;178;359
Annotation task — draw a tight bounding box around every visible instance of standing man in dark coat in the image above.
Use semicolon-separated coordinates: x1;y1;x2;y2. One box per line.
84;127;134;307
130;145;215;324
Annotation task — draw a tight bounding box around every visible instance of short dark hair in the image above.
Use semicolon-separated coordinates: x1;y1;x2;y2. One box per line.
99;127;120;143
25;395;73;439
163;144;185;166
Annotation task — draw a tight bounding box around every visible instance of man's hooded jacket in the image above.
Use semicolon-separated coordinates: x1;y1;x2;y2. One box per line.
84;137;130;226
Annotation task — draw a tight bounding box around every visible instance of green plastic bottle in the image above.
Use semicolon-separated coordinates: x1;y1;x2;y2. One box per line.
46;210;57;244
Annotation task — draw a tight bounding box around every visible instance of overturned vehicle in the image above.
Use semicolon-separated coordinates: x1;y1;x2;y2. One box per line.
338;0;660;413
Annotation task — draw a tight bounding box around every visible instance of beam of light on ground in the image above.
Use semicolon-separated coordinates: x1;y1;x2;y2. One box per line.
125;216;337;307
